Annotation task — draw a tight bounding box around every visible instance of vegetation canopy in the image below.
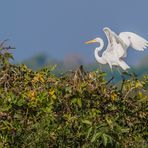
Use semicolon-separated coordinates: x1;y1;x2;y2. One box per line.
0;43;147;147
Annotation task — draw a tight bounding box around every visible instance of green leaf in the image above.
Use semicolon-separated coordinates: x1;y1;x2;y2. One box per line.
87;127;92;139
102;133;108;147
82;120;92;125
77;98;82;108
91;132;102;142
105;116;113;129
17;99;26;107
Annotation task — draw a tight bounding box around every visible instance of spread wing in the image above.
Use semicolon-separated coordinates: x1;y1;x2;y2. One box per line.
119;32;148;51
103;27;126;58
103;28;148;59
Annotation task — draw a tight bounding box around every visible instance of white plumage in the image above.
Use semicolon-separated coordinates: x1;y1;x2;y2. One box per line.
119;32;148;51
85;27;148;71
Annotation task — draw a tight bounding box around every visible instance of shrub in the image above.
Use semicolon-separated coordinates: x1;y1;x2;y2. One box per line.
0;44;147;147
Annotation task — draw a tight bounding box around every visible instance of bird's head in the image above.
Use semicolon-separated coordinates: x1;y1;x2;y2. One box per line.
85;37;102;45
85;37;104;51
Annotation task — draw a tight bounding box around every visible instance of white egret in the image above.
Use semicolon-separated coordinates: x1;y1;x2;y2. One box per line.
85;27;148;71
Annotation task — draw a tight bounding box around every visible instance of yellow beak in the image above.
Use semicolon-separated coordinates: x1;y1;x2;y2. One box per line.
85;39;97;44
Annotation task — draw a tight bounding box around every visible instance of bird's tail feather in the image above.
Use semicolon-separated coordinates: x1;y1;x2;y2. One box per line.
118;60;130;70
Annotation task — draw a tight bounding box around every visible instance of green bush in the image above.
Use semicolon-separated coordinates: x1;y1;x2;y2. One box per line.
0;44;147;147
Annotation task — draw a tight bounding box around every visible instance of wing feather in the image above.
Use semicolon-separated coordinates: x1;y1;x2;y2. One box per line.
103;28;126;58
119;32;148;51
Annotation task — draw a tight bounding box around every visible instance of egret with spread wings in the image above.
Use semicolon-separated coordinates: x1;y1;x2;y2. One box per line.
85;27;148;71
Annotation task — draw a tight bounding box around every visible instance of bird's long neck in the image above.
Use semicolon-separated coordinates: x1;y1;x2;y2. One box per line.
94;39;106;64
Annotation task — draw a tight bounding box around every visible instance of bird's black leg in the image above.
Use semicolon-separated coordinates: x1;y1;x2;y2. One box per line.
106;68;114;85
117;68;125;91
120;73;125;92
106;75;114;85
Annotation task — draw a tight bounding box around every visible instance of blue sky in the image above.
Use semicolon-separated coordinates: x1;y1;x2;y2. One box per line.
0;0;148;65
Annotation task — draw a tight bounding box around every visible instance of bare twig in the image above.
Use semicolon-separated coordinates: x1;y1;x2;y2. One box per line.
0;39;15;50
0;39;9;47
2;46;15;50
73;65;86;84
122;87;135;100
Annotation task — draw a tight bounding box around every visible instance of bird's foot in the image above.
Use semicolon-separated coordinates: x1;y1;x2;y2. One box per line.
122;71;137;77
122;71;138;81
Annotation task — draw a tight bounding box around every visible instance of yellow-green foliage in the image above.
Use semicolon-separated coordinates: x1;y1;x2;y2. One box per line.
0;46;147;147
